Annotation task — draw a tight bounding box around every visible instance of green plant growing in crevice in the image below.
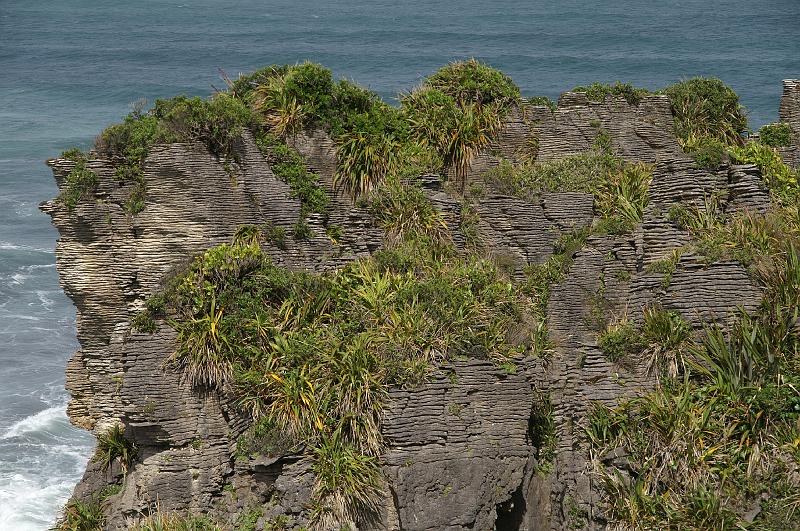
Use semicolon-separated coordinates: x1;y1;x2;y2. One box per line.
758;122;794;148
59;150;99;209
368;178;450;246
94;423;137;475
571;81;652;105
645;248;683;290
54;498;104;531
529;392;556;475
597;318;645;363
254;132;329;220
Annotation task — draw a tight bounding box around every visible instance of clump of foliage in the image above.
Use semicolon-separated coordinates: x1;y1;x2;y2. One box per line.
130;512;220;531
59;149;99;209
571;81;651;105
254;132;329;220
729;141;798;201
155;191;529;524
529;392;556;474
367;178;450;246
93;93;254;214
686;136;728;169
484;146;652;233
758;122;795;148
661;77;747;157
597;319;644;363
94;423;137;475
54;498;104;531
402;59;521;189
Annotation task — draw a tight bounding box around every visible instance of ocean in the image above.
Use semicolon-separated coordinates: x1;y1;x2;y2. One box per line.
1;0;798;527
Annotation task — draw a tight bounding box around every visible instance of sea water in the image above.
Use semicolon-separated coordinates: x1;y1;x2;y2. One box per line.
1;0;798;527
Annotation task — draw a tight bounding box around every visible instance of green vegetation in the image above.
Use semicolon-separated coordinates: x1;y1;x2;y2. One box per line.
570;81;651;105
59;150;99;209
661;77;747;149
484;145;653;234
758;121;795;148
130;512;220;531
589;196;800;528
597;319;644;363
254;132;329;220
54;498;104;531
529;393;556;474
729;141;798;200
402;59;520;189
94;423;137;475
150;192;529;524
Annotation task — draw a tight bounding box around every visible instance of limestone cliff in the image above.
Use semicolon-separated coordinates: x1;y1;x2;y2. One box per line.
43;78;800;530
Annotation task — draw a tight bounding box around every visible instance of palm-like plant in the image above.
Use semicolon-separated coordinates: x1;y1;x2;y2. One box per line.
253;75;307;138
334;130;398;199
95;423;137;475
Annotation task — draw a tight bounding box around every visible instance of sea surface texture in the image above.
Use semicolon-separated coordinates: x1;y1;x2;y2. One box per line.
1;0;799;528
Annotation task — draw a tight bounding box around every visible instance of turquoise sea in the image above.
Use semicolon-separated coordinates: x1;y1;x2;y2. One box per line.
1;1;798;527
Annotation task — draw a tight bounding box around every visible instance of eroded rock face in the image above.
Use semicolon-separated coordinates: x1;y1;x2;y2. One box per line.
44;83;796;530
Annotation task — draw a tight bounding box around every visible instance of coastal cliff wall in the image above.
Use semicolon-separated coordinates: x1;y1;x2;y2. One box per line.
44;79;800;530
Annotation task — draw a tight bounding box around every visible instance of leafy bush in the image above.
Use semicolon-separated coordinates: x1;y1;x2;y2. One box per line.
255;132;329;219
54;498;104;531
729;141;798;200
683;136;728;168
367;178;450;246
661;77;747;148
598;319;645;362
334;130;398;198
759;122;794;147
95;423;137;474
59;154;99;209
571;81;651;105
402;60;519;189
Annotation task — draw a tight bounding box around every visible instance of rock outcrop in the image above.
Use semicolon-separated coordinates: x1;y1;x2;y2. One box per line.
43;80;799;530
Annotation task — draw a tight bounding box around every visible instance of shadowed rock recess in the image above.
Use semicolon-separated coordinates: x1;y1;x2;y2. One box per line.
43;70;800;530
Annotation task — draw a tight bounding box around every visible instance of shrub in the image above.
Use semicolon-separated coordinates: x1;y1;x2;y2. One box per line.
367;178;450;245
95;423;137;474
571;81;651;105
60;158;99;209
598;319;645;362
55;498;104;531
683;136;728;168
425;58;520;107
661;77;747;147
255;132;329;219
403;60;519;189
729;141;798;200
759;122;794;147
334;130;398;198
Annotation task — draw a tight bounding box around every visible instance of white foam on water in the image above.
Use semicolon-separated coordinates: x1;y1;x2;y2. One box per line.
1;406;66;440
35;290;55;311
0;406;93;530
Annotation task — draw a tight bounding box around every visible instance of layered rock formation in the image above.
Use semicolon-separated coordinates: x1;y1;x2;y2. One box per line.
43;80;800;530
